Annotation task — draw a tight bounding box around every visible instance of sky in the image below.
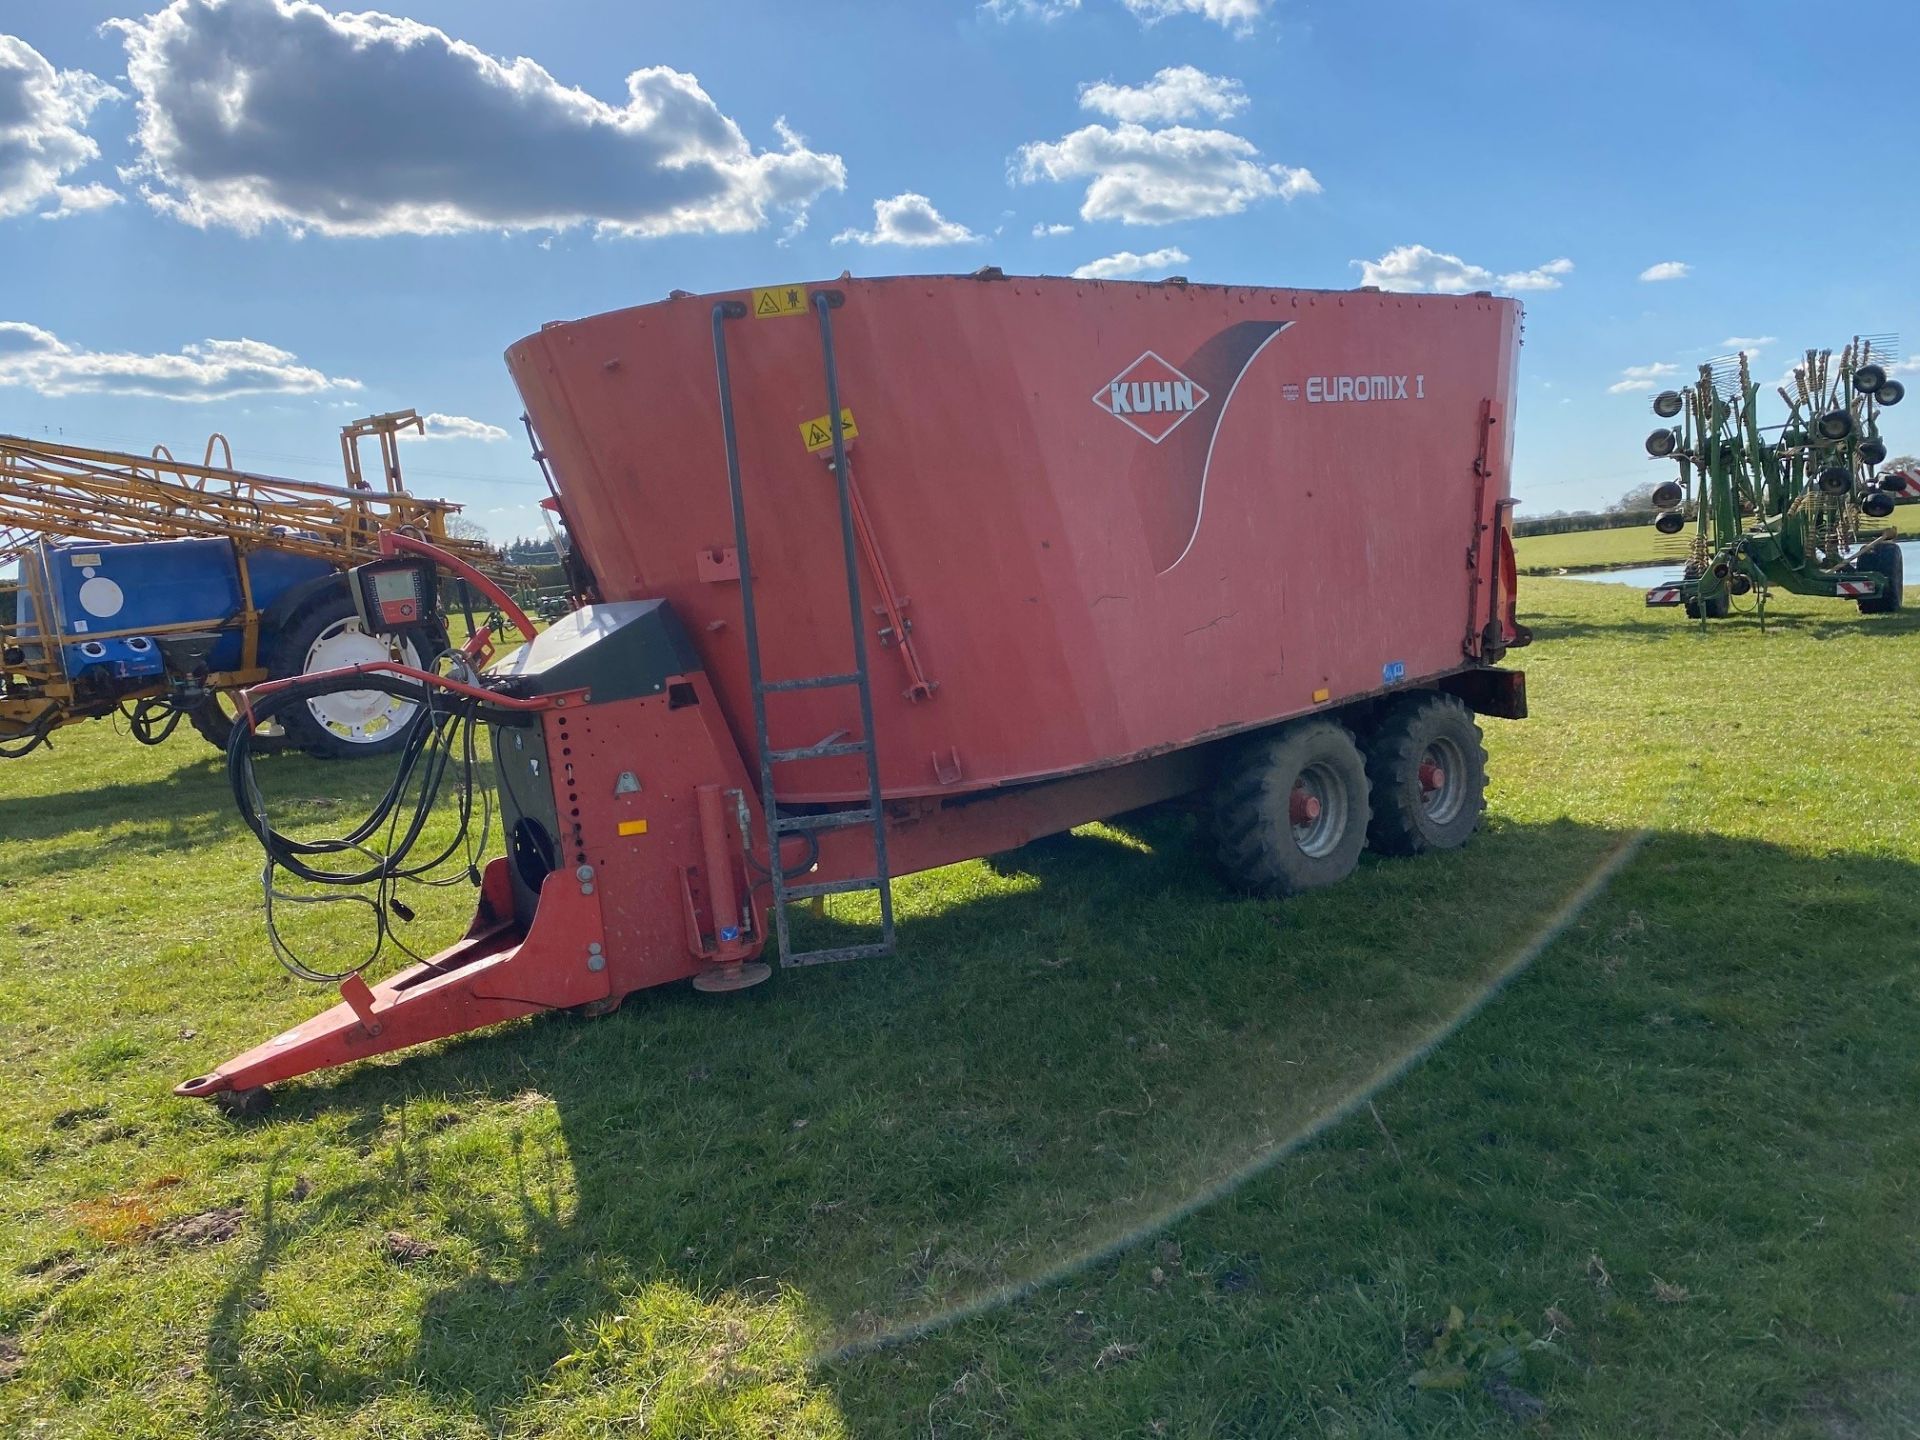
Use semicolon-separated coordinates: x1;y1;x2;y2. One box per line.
3;0;1916;542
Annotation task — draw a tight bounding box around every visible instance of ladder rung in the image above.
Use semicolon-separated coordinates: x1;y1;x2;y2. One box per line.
773;807;874;834
761;673;860;693
768;739;869;763
785;875;883;899
783;941;895;968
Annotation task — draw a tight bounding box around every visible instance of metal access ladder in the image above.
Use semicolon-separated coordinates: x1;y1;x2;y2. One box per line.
710;290;896;966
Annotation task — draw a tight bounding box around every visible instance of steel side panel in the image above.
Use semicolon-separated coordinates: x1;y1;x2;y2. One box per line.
508;277;1522;801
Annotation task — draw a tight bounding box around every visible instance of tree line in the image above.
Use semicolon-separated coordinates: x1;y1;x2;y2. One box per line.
1517;457;1919;536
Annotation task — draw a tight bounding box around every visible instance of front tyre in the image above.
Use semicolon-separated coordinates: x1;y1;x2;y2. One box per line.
1362;692;1488;856
271;589;443;758
1214;720;1371;897
188;690;291;755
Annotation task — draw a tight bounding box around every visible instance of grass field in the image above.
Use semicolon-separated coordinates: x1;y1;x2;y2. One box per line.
1513;508;1920;573
3;578;1919;1438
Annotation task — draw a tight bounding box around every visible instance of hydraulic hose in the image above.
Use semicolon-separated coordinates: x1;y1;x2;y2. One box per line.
224;664;517;982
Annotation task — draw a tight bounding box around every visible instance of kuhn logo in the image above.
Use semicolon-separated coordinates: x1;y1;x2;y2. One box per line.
1093;351;1211;444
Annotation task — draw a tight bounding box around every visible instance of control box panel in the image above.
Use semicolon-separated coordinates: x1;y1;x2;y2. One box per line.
348;557;437;633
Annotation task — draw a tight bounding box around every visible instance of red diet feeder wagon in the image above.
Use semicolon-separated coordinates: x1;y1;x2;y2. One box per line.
179;273;1530;1107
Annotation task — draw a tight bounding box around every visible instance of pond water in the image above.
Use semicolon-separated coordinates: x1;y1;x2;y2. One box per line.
1560;539;1920;588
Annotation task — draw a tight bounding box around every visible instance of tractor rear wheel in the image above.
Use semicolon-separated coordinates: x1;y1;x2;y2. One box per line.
1362;692;1487;857
1214;720;1370;896
1855;544;1903;614
271;588;445;759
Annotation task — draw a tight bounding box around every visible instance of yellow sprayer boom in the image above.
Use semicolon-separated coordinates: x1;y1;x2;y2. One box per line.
2;410;520;758
0;410;502;576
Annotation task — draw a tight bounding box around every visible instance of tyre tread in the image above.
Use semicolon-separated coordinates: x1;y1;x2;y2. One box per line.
1361;692;1488;857
1212;721;1370;897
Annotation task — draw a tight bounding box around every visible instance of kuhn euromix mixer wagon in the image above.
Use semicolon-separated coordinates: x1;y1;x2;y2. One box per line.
178;273;1530;1107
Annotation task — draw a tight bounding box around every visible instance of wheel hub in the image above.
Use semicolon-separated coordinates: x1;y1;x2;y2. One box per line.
1417;739;1466;823
303;620;420;743
1288;762;1347;858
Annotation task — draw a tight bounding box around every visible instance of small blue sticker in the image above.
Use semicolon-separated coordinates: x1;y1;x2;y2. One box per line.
1382;660;1406;684
719;927;740;942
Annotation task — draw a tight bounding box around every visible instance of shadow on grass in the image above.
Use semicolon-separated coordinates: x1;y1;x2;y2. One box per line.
0;748;451;880
193;812;1920;1434
0;756;230;837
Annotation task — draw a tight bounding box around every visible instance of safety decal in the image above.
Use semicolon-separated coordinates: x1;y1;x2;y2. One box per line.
753;286;809;319
799;408;859;452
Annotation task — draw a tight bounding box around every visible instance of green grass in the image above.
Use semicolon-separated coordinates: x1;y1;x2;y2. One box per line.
1514;508;1920;573
3;579;1919;1437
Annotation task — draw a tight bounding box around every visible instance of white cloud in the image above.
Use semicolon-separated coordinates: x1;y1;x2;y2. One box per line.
833;191;980;246
1032;221;1073;237
1353;245;1572;294
1639;260;1690;282
1072;245;1189;279
417;412;510;443
1887;355;1920;377
0;321;359;401
1078;66;1246;123
39;182;123;221
982;0;1081;17
1608;361;1678;394
1018;122;1317;225
1500;257;1573;291
107;0;845;238
1717;335;1775;351
1122;0;1270;33
983;0;1265;30
0;35;121;221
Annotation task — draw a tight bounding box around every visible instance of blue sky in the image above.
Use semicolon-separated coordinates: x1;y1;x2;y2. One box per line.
4;0;1916;541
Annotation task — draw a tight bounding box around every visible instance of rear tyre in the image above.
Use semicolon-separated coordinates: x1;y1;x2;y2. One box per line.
1214;720;1370;897
1855;544;1903;614
187;690;290;755
271;588;444;759
1362;693;1487;857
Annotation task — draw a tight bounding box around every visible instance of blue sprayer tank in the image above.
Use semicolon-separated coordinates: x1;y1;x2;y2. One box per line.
17;536;335;684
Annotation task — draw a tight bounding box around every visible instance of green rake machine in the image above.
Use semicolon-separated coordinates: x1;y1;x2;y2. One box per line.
1641;338;1911;621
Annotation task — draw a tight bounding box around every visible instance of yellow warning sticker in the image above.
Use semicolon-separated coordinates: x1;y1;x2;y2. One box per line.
753;285;809;319
617;819;648;837
799;408;858;452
